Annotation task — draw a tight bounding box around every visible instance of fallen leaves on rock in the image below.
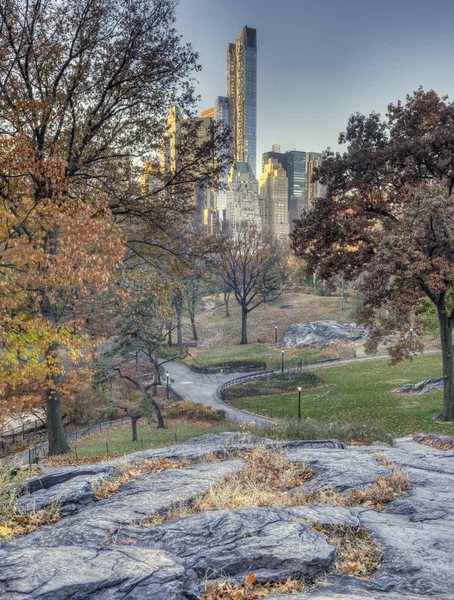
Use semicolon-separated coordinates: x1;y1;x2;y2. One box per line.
201;573;308;599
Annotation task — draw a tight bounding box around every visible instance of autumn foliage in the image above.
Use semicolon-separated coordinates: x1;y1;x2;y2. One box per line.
292;89;454;420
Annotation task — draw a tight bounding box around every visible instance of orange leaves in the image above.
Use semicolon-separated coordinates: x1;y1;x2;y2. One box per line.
0;129;124;420
202;574;307;599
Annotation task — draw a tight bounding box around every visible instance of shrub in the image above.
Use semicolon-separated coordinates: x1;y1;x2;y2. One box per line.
190;360;267;374
223;372;322;402
243;416;392;446
166;400;225;422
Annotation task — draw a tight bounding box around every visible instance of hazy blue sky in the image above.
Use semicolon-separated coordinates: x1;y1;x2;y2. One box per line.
175;0;454;161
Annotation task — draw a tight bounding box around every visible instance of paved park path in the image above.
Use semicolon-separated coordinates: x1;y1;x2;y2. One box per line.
164;352;431;425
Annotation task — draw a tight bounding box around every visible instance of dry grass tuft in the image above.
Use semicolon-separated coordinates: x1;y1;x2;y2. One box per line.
144;448;312;527
202;573;311;599
292;460;410;512
92;457;198;501
93;453;226;501
144;450;410;529
40;453;122;467
0;463;57;539
0;505;61;539
316;524;383;578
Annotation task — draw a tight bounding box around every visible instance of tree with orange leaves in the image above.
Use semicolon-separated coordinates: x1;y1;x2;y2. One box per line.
0;0;229;453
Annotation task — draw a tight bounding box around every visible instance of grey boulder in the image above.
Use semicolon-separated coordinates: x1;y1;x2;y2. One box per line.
16;474;97;516
392;377;443;395
0;546;199;599
278;321;367;349
126;506;336;582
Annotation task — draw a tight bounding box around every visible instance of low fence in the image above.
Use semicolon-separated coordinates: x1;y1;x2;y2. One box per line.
216;370;276;402
188;361;267;375
215;355;353;405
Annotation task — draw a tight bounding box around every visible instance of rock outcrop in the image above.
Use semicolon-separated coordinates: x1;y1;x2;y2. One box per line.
1;432;454;598
278;320;367;349
393;377;443;395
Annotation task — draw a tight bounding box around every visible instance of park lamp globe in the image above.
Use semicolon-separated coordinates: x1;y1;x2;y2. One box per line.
297;386;302;393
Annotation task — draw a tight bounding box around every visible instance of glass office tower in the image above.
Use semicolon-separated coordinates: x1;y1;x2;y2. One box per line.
286;151;307;211
227;26;257;176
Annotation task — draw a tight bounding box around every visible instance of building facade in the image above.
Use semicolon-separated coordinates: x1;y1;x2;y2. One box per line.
214;96;230;128
262;149;287;173
306;152;324;206
201;106;215;119
286;151;307;212
259;158;289;240
226;161;261;236
227;26;257;175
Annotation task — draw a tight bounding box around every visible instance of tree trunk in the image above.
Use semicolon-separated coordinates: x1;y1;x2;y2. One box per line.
438;309;454;421
340;276;345;310
224;291;230;317
148;395;165;428
41;290;70;455
46;386;70;455
173;288;184;350
167;321;173;347
131;415;139;441
190;315;198;341
240;308;248;345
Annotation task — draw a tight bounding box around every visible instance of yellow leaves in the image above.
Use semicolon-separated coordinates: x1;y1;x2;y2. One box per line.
0;526;13;539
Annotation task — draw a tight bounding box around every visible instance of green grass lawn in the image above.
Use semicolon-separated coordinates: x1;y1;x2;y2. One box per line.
223;372;323;401
229;354;453;437
184;344;332;371
70;420;237;459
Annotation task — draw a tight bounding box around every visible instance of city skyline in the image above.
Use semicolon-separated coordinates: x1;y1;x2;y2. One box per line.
176;0;454;161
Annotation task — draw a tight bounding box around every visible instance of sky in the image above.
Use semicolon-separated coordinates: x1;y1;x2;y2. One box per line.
175;0;454;163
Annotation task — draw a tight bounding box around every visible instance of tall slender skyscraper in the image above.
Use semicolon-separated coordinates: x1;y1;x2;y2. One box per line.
227;26;257;175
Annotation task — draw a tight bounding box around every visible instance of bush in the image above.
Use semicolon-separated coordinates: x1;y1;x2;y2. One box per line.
165;400;225;422
190;360;267;374
242;417;392;446
94;406;121;422
223;372;322;401
279;417;392;445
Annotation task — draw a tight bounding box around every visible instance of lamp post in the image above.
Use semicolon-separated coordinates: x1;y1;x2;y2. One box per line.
297;387;302;421
281;349;285;374
166;371;170;399
275;326;278;344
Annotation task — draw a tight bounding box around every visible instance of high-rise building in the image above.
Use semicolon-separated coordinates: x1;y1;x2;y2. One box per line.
227;26;257;175
201;107;215;119
286;150;307;214
160;105;182;178
259;158;289;240
262;149;287;173
160;105;218;225
226;161;261;237
306;152;324;206
214;96;230;128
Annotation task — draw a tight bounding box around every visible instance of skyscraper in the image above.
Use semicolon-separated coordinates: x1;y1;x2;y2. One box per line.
306;152;324;206
259;158;289;240
286;151;307;214
227;26;257;175
214;96;230;128
226;162;261;237
262;149;287;173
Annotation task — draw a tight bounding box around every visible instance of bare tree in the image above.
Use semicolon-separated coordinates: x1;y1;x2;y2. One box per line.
211;224;293;344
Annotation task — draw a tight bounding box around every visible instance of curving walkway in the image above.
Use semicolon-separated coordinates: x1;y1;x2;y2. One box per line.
165;349;441;426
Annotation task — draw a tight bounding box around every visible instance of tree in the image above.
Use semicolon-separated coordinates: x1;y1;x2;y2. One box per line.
0;132;124;453
0;0;229;453
211;224;292;345
291;89;454;421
